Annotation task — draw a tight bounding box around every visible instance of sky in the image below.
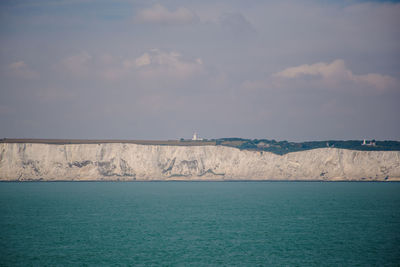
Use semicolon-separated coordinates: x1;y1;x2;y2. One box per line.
0;0;399;141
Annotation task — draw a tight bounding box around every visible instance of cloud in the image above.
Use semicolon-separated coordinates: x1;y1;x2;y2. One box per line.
7;61;39;79
274;59;397;90
133;49;204;81
58;49;204;83
135;4;197;25
275;60;349;79
134;53;151;67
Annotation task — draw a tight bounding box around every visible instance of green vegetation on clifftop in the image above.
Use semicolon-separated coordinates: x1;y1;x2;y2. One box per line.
213;138;400;155
2;138;400;155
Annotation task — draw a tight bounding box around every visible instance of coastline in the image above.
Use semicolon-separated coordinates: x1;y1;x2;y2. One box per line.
1;142;399;182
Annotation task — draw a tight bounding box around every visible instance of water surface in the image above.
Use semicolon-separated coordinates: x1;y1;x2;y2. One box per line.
1;181;399;266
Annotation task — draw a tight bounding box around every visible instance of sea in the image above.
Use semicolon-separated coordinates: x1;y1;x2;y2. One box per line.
0;181;399;266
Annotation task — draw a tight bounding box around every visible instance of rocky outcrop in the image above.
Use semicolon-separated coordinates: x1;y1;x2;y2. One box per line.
0;143;399;181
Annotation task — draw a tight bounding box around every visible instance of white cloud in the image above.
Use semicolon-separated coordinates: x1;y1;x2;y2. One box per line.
275;60;349;79
133;49;204;80
352;73;396;91
7;61;39;79
134;53;151;67
135;4;197;24
274;59;397;90
58;50;203;83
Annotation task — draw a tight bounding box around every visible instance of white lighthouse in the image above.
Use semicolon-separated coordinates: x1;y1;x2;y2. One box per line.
192;132;203;141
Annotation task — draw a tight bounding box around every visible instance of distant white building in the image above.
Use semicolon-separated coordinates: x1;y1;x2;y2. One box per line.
362;139;376;146
192;132;203;141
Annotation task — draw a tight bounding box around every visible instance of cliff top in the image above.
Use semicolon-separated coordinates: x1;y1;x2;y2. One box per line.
2;138;400;155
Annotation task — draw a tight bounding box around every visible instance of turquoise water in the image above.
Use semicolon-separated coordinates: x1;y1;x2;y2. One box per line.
0;182;399;266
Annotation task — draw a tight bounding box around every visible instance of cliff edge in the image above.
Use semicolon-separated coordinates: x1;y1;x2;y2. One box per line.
1;143;399;181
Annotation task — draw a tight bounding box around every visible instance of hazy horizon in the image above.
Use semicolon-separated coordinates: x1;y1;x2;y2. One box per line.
1;0;399;142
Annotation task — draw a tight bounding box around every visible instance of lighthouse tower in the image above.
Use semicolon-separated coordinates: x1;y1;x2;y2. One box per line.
192;132;198;141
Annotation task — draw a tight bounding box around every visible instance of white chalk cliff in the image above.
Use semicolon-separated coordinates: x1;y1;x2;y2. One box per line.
0;143;399;181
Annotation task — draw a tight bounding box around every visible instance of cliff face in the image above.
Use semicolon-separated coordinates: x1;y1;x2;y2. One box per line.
0;143;399;181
